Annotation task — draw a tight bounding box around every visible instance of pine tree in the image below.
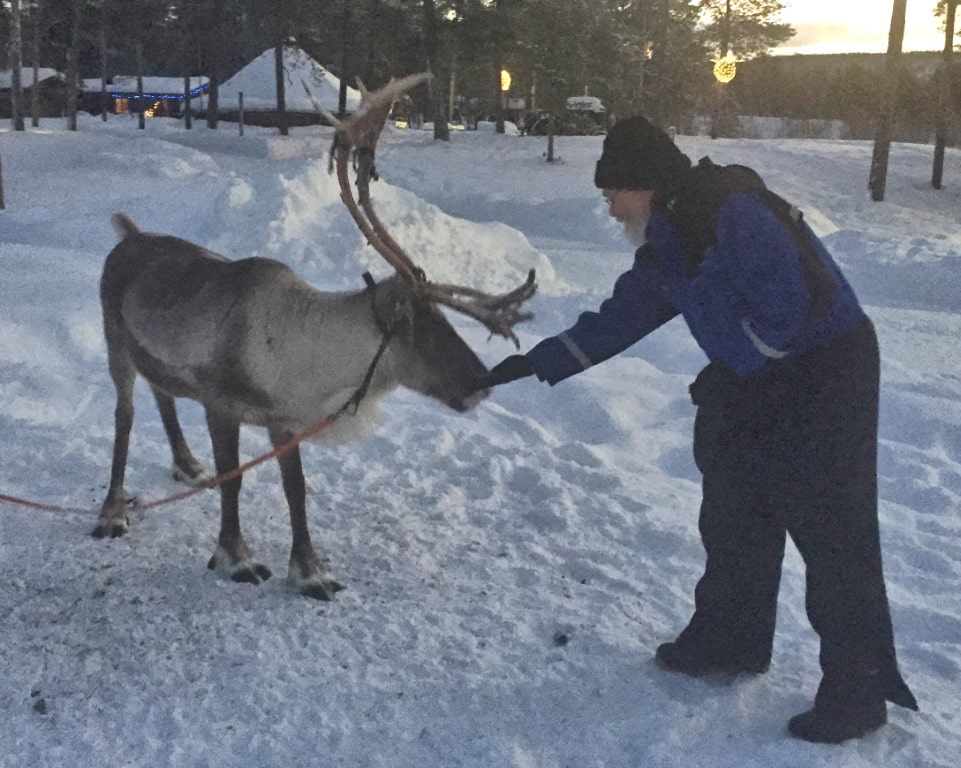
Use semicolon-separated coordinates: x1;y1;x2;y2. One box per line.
697;0;794;59
932;0;959;189
9;0;25;131
869;0;908;202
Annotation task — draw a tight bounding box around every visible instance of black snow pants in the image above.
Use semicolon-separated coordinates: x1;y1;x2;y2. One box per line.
687;318;916;709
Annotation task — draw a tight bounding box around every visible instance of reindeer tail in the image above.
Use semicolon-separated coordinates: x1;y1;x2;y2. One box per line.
111;213;140;242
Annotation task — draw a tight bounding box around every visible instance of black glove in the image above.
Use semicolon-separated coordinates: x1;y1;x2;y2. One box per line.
487;355;535;387
688;361;739;407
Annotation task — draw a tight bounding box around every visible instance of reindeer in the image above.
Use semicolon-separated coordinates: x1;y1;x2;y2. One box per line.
95;74;536;600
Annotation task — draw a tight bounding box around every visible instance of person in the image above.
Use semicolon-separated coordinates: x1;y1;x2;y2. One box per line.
485;116;917;743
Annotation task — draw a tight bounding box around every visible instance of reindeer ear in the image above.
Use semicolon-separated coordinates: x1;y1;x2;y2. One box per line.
372;280;415;338
388;294;415;337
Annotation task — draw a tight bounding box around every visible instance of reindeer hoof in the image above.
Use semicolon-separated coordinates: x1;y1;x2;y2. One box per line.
299;579;345;601
172;462;212;488
302;583;335;601
288;567;345;600
287;551;345;599
207;547;271;585
229;565;273;585
91;519;129;539
93;498;131;538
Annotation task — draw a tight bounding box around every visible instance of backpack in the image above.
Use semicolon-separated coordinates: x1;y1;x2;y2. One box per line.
666;156;838;338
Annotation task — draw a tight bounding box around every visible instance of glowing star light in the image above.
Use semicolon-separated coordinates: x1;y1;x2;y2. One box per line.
713;55;737;84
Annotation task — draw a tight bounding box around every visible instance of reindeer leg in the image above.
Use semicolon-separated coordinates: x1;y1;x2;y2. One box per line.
205;409;271;585
94;335;137;539
269;427;344;600
151;386;211;487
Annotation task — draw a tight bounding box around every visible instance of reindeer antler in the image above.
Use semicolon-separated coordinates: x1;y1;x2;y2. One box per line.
308;74;537;348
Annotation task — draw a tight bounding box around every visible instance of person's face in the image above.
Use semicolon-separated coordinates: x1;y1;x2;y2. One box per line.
601;188;656;224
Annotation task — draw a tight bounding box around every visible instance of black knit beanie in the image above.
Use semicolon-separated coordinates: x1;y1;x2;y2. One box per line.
594;116;692;194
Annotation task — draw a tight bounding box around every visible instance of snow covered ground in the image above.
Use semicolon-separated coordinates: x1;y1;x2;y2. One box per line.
0;113;959;768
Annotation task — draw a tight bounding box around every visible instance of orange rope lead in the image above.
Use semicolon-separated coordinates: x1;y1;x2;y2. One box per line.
0;411;339;516
137;412;338;510
0;492;90;515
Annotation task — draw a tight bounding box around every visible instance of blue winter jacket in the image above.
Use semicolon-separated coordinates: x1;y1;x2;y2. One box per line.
526;192;866;385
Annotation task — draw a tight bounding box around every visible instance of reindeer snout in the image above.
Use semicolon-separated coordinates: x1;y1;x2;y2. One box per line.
451;371;491;411
452;385;490;412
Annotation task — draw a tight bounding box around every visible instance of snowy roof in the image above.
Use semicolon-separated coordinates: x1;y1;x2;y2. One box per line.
0;68;63;89
217;46;361;113
81;76;210;99
565;95;606;113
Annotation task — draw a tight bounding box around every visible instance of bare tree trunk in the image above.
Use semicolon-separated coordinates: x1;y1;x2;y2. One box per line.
204;1;223;130
495;59;505;134
648;0;673;126
364;0;381;86
64;0;82;131
869;0;907;202
448;37;457;122
423;0;449;141
932;0;957;189
136;41;146;130
10;0;25;131
100;24;109;121
206;76;220;129
546;114;556;162
339;0;350;117
0;137;6;209
275;42;289;136
31;0;41;127
178;0;192;129
710;80;722;139
183;75;193;129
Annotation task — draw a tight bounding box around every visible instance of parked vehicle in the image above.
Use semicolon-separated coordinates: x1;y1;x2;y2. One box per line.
525;96;607;136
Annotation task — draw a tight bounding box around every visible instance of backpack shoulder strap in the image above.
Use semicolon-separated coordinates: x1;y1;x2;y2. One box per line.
666;157;764;273
668;157;838;342
754;188;838;336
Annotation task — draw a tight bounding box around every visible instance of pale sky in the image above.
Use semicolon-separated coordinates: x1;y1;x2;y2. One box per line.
775;0;950;55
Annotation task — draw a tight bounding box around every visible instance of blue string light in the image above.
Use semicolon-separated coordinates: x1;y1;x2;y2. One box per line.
109;83;210;100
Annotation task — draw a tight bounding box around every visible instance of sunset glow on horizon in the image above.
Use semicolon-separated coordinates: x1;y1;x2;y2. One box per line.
774;0;953;55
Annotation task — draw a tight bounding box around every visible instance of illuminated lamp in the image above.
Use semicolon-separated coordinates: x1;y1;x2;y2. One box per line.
713;55;737;84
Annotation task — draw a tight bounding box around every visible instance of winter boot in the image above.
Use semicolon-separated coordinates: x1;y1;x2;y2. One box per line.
654;635;770;678
788;700;886;744
788;672;888;744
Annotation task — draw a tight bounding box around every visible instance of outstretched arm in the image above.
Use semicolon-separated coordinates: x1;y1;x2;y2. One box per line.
522;244;678;386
